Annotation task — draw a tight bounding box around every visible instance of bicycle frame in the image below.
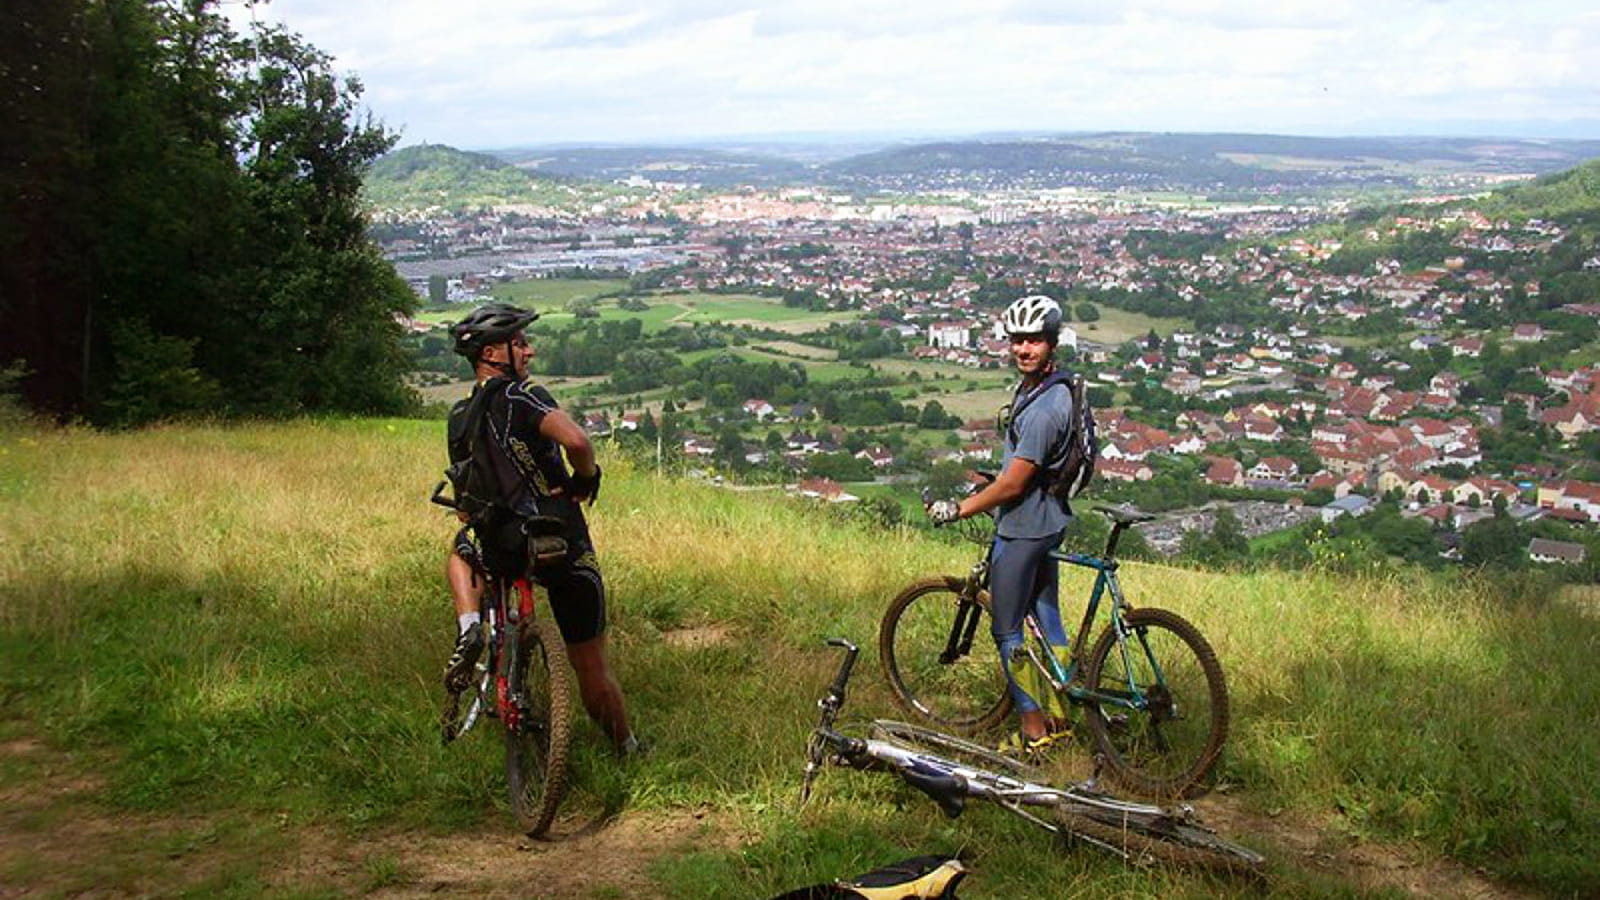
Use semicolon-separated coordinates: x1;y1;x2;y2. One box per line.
446;570;540;743
942;512;1165;717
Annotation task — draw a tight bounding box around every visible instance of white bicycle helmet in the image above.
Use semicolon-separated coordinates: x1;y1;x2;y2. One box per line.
1000;295;1063;339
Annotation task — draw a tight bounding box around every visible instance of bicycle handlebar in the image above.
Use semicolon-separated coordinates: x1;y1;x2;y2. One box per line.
430;480;459;510
824;638;858;707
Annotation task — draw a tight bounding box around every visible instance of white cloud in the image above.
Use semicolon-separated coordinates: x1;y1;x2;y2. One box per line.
222;0;1600;146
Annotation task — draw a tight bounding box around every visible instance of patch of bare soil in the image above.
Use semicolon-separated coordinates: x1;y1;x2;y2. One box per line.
0;738;243;898
286;807;728;899
660;624;734;650
1191;794;1539;900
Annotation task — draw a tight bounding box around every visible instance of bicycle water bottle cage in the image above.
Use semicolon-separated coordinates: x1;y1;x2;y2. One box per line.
521;516;569;568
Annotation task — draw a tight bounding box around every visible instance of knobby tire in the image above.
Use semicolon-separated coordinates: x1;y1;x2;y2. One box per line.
879;578;1013;734
1082;607;1228;799
504;614;573;837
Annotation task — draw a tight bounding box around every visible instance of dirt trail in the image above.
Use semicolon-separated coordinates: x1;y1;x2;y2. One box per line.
1192;793;1539;900
311;810;722;899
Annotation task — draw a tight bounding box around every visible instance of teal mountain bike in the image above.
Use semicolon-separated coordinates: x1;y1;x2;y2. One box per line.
880;505;1230;798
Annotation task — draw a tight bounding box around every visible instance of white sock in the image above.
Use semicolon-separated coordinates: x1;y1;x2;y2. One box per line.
457;612;480;635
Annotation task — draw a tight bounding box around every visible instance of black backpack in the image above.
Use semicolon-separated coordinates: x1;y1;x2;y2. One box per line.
443;377;579;572
1005;370;1098;506
444;377;519;524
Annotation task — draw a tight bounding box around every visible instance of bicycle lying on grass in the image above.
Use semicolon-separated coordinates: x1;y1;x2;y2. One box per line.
802;639;1264;869
432;482;573;838
881;503;1229;798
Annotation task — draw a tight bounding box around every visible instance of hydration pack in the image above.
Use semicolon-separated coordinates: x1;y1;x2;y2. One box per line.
1004;370;1098;507
444;377;515;524
444;377;581;573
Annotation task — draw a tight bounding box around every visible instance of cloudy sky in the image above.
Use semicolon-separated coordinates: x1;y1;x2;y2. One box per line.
225;0;1600;150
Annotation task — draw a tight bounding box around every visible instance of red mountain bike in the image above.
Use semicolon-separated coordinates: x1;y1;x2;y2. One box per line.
432;483;573;837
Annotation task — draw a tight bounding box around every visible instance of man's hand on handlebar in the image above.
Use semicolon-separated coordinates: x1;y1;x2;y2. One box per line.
926;499;961;526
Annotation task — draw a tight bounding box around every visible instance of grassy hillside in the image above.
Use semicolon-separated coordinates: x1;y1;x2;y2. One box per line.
365;144;643;212
1;419;1596;897
1477;157;1600;221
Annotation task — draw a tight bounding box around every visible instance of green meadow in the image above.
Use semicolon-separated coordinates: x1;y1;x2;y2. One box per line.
1;419;1595;897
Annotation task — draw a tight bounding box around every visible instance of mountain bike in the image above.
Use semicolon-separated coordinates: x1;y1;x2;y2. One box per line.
802;639;1263;869
880;504;1229;798
432;483;573;837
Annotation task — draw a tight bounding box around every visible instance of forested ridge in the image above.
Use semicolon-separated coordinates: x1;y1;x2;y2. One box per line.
1;0;415;425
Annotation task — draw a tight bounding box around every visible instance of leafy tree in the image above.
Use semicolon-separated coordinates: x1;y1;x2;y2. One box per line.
806;451;872;482
918;399;959;429
1074;302;1101;323
922;459;974;500
1;0;414;423
715;424;746;469
1461;516;1526;569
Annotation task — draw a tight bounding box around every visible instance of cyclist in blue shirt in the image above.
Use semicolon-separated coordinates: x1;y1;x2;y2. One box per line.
927;295;1073;755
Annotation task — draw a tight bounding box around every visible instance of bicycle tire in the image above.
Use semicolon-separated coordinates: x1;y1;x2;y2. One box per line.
1082;607;1228;799
504;615;573;838
879;578;1013;734
868;719;1033;778
1053;805;1265;870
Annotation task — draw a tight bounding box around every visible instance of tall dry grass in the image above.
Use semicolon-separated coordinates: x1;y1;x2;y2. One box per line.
1;418;1595;896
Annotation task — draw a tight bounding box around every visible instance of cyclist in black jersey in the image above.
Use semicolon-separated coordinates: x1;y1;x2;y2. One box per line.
443;303;637;755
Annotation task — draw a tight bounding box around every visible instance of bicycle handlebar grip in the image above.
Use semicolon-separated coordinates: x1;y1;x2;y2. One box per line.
825;638;859;699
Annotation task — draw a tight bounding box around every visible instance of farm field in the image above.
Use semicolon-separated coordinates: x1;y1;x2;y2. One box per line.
1072;307;1192;345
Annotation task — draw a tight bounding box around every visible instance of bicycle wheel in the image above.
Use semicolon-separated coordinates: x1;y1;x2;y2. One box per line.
1053;804;1265;870
868;719;1033;778
504;615;573;837
1082;607;1228;799
879;578;1012;734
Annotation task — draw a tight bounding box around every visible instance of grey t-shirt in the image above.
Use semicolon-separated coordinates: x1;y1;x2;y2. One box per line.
995;380;1074;539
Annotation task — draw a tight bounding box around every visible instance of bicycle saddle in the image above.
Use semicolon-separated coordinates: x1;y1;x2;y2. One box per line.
1093;504;1155;525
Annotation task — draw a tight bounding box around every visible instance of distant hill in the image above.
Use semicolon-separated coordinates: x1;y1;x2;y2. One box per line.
822;136;1255;187
491;146;813;187
821;133;1600;193
366;134;1600;209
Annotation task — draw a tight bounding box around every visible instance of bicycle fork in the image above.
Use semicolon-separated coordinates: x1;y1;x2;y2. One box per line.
938;585;987;665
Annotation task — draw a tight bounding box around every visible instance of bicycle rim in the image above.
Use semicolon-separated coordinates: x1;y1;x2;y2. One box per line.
879;578;1012;734
1082;607;1229;799
504;615;573;837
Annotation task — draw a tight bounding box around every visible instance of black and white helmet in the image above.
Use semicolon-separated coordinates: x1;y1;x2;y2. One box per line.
1000;295;1063;340
450;302;539;359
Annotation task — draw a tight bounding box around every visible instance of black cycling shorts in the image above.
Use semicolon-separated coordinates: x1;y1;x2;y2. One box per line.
454;527;607;645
